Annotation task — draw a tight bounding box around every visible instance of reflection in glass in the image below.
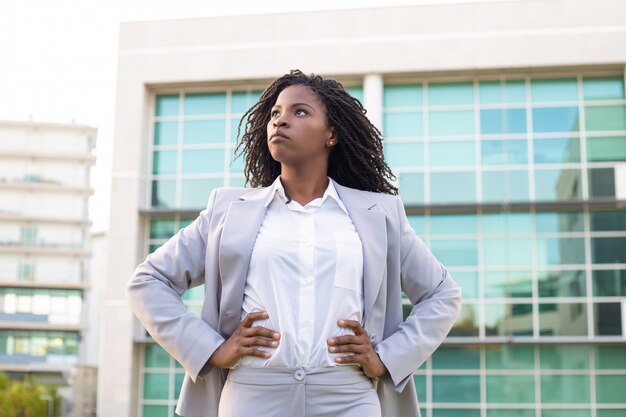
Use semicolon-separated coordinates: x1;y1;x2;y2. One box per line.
596;375;626;404
484;270;532;298
482;239;532;267
429;141;475;167
532;107;579;133
535;211;583;233
588;168;615;198
485;345;534;369
482;170;529;202
541;374;590;403
480;139;528;165
479;79;526;105
152;150;177;175
538;303;587;336
432;375;480;403
586;136;626;162
151;180;176;208
482;212;532;234
153;121;178;146
449;303;479;337
591;237;626;264
429;111;474;136
430;172;476;203
533;137;581;163
486;375;535;403
531;78;578;103
180;178;223;209
590;210;626;231
430;239;478;267
452;271;479;299
538;270;586;297
585;105;626;131
540;345;589;369
398;172;424;204
182;149;224;173
430;214;478;235
583;76;625;101
150;219;176;239
480;108;526;134
594;303;622;336
432;346;480;369
536;237;585;265
534;169;582;201
485;303;533;336
592;269;626;296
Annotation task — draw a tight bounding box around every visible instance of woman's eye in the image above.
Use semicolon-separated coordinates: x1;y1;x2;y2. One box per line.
271;110;279;117
295;109;307;116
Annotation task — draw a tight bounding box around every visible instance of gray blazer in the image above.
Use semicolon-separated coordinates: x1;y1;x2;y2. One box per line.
126;178;462;417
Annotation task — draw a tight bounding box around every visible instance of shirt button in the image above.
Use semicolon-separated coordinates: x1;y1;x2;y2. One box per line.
370;333;377;342
294;369;305;381
303;320;312;327
304;275;313;285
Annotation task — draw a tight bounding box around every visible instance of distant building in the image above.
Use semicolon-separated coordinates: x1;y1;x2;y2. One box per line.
0;120;97;416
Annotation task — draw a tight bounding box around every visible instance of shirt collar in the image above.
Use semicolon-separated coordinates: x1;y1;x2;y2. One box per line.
264;175;349;215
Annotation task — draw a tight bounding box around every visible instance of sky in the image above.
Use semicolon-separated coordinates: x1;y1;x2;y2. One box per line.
0;0;500;232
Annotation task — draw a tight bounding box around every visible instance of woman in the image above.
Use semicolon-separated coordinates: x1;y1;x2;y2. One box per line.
127;69;461;417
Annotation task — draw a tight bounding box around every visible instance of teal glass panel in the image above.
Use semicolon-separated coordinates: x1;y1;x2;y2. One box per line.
155;94;179;116
144;344;170;368
585;105;626;131
594;302;622;336
398;172;424;204
384;141;423;168
480;108;527;134
482;238;532;267
531;78;578;102
345;86;364;103
429;111;474;136
230;117;244;143
484;271;532;298
384;84;423;107
532;107;579;132
154;121;178;146
593;269;626;296
479;79;526;104
535;211;583;233
596;375;626;403
596;346;626;369
429;141;475;167
542;411;590;417
231;90;261;113
539;303;588;336
486;375;535;403
541;374;590;403
588;167;616;198
182;286;204;301
586;136;626;161
152;150;177;175
179;218;194;229
383;112;423;138
229;176;246;187
453;271;479;298
184;92;226;115
534;169;582;201
485;303;533;336
151;180;176;208
429;214;478;235
180;178;223;209
150;217;176;240
429;239;478;267
583;76;625;101
481;139;528;165
591;237;626;263
229;147;245;172
174;372;184;399
432;375;480;403
183;120;226;144
431;346;480;369
434;410;480;417
538;270;586;297
142;405;169;417
413;374;426;401
182;149;224;174
485;345;534;369
533;137;581;163
407;215;425;236
536;237;585;265
482;170;530;202
449;303;479;337
597;411;626;417
486;411;534;417
148;243;161;254
143;372;169;400
430;172;476;203
482;212;533;234
539;345;589;369
429;82;473;106
591;210;626;231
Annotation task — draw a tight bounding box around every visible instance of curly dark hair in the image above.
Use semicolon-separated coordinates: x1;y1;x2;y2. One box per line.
232;69;398;194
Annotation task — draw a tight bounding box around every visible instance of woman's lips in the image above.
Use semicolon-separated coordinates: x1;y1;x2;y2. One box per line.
270;134;290;143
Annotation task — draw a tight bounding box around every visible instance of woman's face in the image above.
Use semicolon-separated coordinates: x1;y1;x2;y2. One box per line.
266;84;335;166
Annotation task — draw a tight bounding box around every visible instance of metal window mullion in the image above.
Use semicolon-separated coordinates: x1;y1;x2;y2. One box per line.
584;208;595;339
176;92;184;208
474;79;482;204
526;76;536;202
479;345;486;417
579;74;590;201
423;82;430;204
534;344;541;417
224;90;232;186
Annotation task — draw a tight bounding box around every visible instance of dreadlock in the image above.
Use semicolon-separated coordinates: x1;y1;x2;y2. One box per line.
232;69;398;195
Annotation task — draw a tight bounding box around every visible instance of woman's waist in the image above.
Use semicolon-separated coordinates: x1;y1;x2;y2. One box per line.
227;364;368;385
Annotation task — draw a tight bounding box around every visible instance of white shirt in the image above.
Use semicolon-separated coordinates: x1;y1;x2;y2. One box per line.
238;175;364;368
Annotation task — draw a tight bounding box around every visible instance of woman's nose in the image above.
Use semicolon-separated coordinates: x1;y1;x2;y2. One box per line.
273;114;288;127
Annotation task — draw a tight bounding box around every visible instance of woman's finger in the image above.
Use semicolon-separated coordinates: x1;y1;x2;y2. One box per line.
337;319;366;335
242;347;271;359
328;343;366;354
240;311;269;328
241;326;280;340
328;335;361;346
335;354;365;364
240;336;279;348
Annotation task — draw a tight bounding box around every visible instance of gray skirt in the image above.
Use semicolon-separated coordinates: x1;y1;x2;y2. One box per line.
218;365;382;417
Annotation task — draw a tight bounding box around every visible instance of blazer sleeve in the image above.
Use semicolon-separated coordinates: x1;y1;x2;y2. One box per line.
374;195;462;392
126;188;225;384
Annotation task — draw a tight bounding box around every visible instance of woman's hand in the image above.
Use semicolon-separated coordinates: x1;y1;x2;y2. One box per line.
208;311;280;369
327;319;388;378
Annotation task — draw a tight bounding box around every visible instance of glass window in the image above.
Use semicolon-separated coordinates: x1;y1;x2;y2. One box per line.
482;170;530;202
534;169;582;201
541;375;590;404
595;375;626;404
429;214;478;235
432;375;480;403
594;303;622;336
155;94;179;116
592;269;626;296
532;107;579;133
480;108;527;134
144;344;170;368
184;92;226;115
536;237;585;266
429;239;478;267
154;121;178;146
586;136;626;162
182;149;224;174
398;172;424;204
151;180;176;208
538;270;586;297
590;210;626;231
591;237;626;264
479;79;526;105
485;345;534;369
230;117;245;143
540;345;589;370
531;78;578;103
429;111;474;136
480;139;528;166
183;120;226;144
453;271;479;299
449;303;479;337
430;172;476;203
583;76;625;101
413;374;426;402
595;346;626;369
432;346;480;369
588;168;616;198
486;375;535;403
231;90;262;114
486;411;534;417
383;112;423;138
430;141;475;168
596;412;626;417
229;147;245;172
429;82;474;106
384;84;423;107
538;303;588;336
585;105;626;131
384;142;423;168
482;238;532;267
180;178;223;209
150;219;177;239
407;215;425;236
434;410;480;417
484;271;532;298
485;303;533;336
482;212;533;234
533;137;581;163
535;211;583;233
345;86;364;103
152;150;177;175
542;410;590;417
142;405;169;417
143;372;169;400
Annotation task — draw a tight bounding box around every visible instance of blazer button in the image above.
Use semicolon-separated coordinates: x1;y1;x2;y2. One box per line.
369;333;377;342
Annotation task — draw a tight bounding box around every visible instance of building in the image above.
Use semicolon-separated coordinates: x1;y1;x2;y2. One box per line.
0;119;97;415
105;0;626;416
